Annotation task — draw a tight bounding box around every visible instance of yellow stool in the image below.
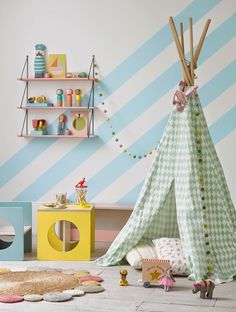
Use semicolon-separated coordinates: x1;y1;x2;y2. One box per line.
37;204;95;260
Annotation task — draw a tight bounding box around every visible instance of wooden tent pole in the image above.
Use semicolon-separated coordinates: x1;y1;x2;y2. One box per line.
169;17;192;86
194;19;211;64
180;22;185;56
189;17;194;84
179;22;186;83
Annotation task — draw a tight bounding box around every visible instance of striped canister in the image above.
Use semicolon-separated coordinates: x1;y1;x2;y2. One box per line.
34;44;46;78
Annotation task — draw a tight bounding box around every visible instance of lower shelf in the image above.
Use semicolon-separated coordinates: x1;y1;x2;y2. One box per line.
18;134;97;138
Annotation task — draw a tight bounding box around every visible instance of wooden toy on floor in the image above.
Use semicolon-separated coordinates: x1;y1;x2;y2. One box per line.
142;259;170;288
192;280;215;299
119;269;128;286
159;269;175;291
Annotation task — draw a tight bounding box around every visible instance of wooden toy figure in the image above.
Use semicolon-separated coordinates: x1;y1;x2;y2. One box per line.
119;269;128;286
56;89;63;107
75;89;82;107
38;119;46;130
58;114;67;135
159;269;175;292
34;44;46;78
75;178;88;207
192;280;215;299
66;88;73;107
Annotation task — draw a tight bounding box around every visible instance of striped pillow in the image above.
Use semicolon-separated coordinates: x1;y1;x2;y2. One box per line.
126;242;158;269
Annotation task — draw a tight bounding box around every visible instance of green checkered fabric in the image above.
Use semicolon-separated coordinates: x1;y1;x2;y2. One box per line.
96;91;236;283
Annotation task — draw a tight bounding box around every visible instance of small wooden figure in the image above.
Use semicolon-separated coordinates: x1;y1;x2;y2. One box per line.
38;119;46;130
34;44;46;78
119;269;128;286
56;89;63;107
159;269;175;292
66;88;73;107
75;89;82;107
192;280;215;299
58;114;67;135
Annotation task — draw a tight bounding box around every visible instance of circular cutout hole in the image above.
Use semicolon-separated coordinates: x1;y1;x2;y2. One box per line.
0;220;15;250
47;220;80;252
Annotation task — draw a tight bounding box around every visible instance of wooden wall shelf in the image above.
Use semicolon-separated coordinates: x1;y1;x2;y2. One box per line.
18;55;97;138
18;77;97;82
18;134;97;138
17;106;97;111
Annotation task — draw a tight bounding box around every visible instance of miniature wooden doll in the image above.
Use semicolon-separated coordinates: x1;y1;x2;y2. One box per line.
56;89;63;107
159;269;175;292
58;114;67;135
75;89;82;107
119;269;128;286
66;88;73;107
34;44;46;78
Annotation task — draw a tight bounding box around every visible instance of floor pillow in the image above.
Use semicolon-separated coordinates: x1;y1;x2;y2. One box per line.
126;242;158;269
152;237;190;276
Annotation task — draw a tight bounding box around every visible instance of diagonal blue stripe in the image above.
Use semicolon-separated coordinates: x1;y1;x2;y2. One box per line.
0;0;221;188
117;182;143;205
13;17;236;201
100;0;221;94
86;64;236;201
210;106;236;144
117;105;236;204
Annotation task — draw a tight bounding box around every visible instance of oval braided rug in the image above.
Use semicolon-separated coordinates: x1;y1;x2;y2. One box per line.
0;271;81;295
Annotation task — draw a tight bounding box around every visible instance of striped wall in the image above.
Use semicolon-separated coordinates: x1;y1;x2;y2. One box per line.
0;0;236;207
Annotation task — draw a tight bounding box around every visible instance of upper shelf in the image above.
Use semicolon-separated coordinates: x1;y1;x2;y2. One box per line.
18;77;98;82
17;106;97;110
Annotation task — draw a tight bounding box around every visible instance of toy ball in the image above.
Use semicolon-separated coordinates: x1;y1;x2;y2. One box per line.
79;72;87;78
65;128;72;135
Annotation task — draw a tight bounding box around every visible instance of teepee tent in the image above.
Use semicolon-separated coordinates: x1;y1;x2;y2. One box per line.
96;17;236;283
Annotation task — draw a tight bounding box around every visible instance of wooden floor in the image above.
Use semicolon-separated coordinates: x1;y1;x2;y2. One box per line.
0;239;236;312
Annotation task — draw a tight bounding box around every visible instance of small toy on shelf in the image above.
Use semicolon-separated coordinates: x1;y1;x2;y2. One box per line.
57;114;67;135
55;192;67;205
65;128;72;135
79;72;87;78
75;89;82;107
31;119;47;135
192;280;215;299
66;72;73;78
56;89;63;107
75;178;88;207
34;44;46;78
159;269;175;292
66;88;73;107
44;72;51;78
119;269;128;286
27;96;53;107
